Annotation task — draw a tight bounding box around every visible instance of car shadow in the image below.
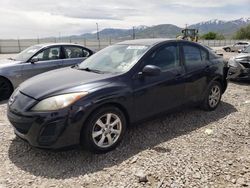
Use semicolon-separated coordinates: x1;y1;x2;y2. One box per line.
0;100;8;105
229;79;250;86
8;101;237;180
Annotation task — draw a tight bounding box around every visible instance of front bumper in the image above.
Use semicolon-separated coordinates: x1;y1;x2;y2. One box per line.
227;63;250;80
7;92;89;149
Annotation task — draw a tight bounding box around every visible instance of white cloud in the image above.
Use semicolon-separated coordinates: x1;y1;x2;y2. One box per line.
0;0;249;39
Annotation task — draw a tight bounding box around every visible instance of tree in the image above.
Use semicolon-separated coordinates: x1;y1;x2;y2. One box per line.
216;33;225;40
201;32;217;40
201;32;225;40
234;24;250;39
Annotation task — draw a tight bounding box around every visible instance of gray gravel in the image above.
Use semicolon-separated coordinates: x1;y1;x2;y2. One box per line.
0;52;249;187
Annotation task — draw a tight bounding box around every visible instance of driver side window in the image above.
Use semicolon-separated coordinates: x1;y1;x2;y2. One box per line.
149;44;180;71
36;47;61;61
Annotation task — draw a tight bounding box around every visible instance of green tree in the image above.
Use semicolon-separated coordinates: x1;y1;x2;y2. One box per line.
234;24;250;39
201;32;217;40
201;32;225;40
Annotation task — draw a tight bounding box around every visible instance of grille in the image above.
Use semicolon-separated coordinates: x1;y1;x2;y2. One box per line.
240;62;250;68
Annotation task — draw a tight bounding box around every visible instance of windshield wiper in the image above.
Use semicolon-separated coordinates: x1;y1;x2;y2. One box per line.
79;67;104;74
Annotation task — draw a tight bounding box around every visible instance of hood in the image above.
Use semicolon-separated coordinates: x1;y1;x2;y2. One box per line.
235;53;250;60
0;59;22;68
19;67;115;100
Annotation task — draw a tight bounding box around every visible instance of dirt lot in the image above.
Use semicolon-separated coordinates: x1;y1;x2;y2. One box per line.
0;51;249;187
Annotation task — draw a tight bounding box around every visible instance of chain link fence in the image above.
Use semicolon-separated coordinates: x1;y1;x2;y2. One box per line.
0;38;249;54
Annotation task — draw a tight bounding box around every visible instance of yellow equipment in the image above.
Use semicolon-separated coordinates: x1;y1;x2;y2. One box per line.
177;28;199;42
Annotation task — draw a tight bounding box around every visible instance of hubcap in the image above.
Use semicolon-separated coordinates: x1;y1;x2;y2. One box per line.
92;113;122;148
208;85;221;108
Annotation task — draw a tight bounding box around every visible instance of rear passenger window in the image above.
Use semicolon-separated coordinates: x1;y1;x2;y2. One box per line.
183;45;202;65
150;44;180;71
63;46;90;59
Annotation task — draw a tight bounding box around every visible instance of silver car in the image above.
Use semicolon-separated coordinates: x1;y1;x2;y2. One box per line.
0;43;93;100
227;45;250;80
223;41;250;52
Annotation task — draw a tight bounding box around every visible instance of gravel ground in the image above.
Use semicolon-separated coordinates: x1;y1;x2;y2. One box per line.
0;51;249;188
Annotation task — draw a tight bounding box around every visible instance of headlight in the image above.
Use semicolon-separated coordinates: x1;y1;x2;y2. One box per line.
31;92;88;111
228;58;239;68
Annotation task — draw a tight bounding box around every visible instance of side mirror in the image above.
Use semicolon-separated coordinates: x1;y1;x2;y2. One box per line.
141;65;161;77
238;49;242;53
30;57;39;64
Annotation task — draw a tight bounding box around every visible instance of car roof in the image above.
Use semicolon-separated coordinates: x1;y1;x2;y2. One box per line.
33;43;86;48
117;38;177;46
237;41;250;43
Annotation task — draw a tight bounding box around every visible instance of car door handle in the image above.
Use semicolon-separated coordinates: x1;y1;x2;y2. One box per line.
175;73;183;80
204;65;210;73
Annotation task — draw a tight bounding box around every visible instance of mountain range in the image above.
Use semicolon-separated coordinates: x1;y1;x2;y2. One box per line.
74;18;250;40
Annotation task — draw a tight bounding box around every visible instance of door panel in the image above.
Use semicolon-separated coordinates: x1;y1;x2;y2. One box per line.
182;44;209;102
60;58;87;68
21;60;61;82
21;46;62;82
132;43;186;120
132;67;185;120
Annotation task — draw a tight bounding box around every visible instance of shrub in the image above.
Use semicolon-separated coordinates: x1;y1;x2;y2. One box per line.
234;24;250;39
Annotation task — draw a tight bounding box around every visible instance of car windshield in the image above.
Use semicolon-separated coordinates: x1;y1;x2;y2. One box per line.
78;44;149;73
243;46;250;53
15;45;42;61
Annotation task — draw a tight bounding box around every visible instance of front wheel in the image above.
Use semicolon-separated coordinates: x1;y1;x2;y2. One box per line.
81;106;127;153
201;81;222;111
225;48;231;52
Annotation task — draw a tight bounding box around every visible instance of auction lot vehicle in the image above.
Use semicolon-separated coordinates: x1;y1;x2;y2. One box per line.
7;39;227;153
0;43;94;100
223;41;250;52
227;45;250;80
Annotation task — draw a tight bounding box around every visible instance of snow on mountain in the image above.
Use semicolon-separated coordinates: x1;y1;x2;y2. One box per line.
231;17;250;25
189;17;250;36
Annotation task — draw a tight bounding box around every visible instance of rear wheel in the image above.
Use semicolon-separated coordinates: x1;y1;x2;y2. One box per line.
81;106;127;153
225;48;231;52
201;81;222;111
0;78;13;101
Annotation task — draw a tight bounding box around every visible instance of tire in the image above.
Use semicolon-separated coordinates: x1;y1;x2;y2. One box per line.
81;106;127;153
0;77;13;101
225;48;231;52
201;81;222;111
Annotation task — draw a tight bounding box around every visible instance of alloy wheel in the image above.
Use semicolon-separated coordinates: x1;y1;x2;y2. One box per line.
208;85;221;108
92;113;122;148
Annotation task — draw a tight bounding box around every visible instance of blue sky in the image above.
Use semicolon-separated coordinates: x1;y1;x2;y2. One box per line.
0;0;249;39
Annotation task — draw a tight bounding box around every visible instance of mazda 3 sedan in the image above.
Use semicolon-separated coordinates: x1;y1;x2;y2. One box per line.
7;39;228;153
0;43;93;100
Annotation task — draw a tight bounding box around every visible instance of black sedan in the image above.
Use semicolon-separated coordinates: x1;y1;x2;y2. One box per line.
227;45;250;80
7;39;228;153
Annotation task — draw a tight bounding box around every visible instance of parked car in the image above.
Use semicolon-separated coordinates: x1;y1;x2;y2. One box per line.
7;39;228;153
227;45;250;80
223;41;250;52
0;43;94;100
